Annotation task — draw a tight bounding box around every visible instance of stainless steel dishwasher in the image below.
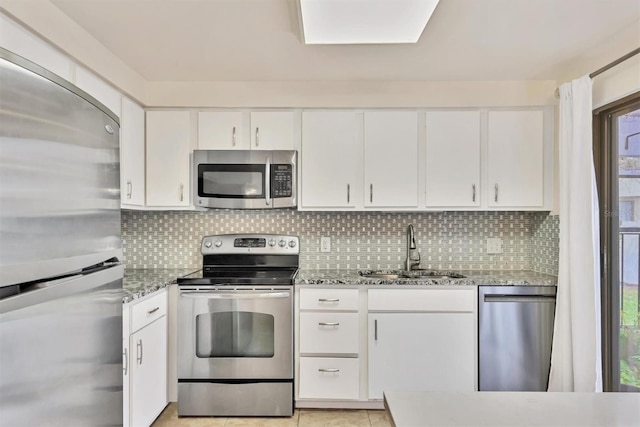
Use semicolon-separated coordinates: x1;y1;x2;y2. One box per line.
478;285;557;391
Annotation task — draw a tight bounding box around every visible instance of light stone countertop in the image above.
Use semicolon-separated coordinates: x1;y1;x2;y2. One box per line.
383;391;640;427
122;268;197;304
295;269;557;287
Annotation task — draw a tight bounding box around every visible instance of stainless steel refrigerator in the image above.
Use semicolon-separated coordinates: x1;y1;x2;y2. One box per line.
0;47;124;426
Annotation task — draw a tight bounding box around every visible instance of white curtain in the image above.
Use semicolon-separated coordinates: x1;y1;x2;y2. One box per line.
548;75;602;392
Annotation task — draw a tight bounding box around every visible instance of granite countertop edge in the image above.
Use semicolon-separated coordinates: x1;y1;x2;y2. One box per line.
295;269;558;287
122;268;198;304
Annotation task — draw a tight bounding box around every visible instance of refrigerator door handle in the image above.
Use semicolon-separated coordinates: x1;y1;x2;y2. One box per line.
0;264;124;314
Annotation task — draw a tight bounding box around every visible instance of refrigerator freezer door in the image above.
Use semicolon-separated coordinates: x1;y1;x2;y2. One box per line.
0;264;124;426
0;49;122;287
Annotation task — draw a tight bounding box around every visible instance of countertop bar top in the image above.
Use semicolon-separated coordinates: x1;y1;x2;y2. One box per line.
123;268;197;303
383;391;640;427
295;269;557;286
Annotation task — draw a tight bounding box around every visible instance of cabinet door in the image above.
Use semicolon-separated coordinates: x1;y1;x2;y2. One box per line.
198;111;247;149
425;111;481;207
364;111;418;208
301;112;362;208
146;111;191;207
250;111;296;150
368;313;475;399
122;307;130;427
131;316;167;427
120;97;145;207
487;111;544;207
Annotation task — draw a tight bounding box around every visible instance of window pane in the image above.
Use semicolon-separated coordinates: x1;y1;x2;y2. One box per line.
617;107;640;390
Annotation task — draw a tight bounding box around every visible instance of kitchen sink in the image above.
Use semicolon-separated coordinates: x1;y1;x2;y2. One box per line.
359;270;465;280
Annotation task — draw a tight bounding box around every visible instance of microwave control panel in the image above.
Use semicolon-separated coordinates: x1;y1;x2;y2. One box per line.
272;164;293;198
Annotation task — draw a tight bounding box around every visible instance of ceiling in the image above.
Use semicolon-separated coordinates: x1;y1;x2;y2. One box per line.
49;0;640;82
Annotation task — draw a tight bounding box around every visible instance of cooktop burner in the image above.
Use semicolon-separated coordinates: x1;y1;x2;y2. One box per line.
177;234;299;287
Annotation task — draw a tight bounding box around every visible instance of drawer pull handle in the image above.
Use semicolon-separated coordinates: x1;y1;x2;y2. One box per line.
318;298;339;303
147;307;160;315
318;368;340;373
318;322;340;327
123;347;128;375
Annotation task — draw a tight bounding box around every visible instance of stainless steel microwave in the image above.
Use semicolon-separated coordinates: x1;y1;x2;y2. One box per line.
193;150;297;209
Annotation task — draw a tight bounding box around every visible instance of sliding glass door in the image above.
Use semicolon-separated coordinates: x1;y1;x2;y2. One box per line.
595;93;640;392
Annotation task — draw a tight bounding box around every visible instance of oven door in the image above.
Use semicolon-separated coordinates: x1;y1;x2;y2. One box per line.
192;150;297;209
178;286;293;380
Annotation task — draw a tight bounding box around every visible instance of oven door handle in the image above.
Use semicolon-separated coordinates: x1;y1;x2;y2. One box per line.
179;291;291;299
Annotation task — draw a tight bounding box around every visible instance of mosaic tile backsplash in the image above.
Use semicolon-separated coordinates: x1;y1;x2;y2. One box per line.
121;210;559;275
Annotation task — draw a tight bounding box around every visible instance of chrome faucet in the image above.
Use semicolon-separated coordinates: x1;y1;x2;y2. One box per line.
405;224;421;271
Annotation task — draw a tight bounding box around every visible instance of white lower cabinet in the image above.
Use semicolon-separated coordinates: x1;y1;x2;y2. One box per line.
298;288;360;401
124;290;168;427
297;286;477;407
299;357;360;400
368;312;475;399
367;289;476;400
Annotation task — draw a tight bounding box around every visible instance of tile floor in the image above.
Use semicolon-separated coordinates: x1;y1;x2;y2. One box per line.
151;403;393;427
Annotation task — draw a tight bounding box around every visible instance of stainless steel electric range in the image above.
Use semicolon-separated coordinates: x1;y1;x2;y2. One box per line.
176;234;299;417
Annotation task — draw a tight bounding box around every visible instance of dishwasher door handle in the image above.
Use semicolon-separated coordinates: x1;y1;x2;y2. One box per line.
483;295;556;303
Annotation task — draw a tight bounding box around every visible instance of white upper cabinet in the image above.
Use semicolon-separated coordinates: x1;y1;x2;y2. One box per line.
197;111;247;149
487;110;545;208
146;110;192;207
120;97;145;207
364;111;418;208
301;111;362;209
197;111;295;150
425;111;481;207
74;66;122;119
250;111;296;150
0;12;73;82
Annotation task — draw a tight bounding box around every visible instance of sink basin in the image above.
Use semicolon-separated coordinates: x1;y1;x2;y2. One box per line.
361;273;402;279
359;270;466;280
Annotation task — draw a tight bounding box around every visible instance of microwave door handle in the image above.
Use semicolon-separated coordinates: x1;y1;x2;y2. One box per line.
265;156;271;206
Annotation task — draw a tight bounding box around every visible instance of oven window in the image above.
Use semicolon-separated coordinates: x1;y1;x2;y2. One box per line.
195;311;275;358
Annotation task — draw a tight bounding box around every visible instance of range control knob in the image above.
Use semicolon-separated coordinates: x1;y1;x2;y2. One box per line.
278;239;286;247
215;240;223;248
268;239;276;247
204;240;212;248
288;240;297;248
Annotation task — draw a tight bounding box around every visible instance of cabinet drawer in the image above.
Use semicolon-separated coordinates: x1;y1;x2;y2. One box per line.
130;291;167;333
368;288;475;312
299;288;358;311
299;357;359;400
300;312;359;354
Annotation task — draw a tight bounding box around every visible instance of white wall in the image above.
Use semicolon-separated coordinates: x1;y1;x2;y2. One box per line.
145;80;557;108
593;55;640;109
0;1;146;104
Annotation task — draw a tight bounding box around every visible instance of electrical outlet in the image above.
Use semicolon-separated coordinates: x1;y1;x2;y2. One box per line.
486;238;503;254
320;236;331;253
